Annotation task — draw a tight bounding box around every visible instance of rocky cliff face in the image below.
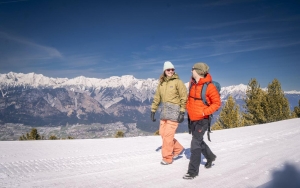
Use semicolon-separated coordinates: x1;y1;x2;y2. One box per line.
0;73;159;132
0;87;110;125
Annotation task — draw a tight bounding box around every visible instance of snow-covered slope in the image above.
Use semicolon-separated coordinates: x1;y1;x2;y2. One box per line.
0;118;300;188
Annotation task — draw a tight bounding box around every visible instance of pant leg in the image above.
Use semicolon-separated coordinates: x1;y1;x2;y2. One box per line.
201;140;215;161
159;120;166;140
188;136;202;175
199;119;215;160
173;137;184;155
168;120;183;156
159;120;178;163
188;119;214;175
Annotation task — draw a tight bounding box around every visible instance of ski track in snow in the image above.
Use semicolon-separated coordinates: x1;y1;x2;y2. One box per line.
0;119;300;188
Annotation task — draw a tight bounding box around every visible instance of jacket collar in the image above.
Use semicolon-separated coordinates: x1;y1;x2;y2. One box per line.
191;73;212;85
164;73;179;82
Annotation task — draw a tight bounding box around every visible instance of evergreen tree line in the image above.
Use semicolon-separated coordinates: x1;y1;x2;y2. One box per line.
20;128;127;140
213;78;299;130
19;128;74;140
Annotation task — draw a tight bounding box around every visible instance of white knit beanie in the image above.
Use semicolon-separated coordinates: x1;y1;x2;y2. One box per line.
163;61;175;71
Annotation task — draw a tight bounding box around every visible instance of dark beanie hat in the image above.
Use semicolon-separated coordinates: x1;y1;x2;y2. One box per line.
193;62;209;76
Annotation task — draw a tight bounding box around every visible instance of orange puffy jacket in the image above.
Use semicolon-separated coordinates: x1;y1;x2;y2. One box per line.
186;73;221;121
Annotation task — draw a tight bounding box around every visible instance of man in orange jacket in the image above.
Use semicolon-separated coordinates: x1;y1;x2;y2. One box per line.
183;62;221;180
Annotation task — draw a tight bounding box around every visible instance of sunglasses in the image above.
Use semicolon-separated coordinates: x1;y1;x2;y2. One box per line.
192;68;200;71
166;69;175;72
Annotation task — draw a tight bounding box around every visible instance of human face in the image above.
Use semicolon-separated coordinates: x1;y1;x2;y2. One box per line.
165;68;175;77
191;67;199;79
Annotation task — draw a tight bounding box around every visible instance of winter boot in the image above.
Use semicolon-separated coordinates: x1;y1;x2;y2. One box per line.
205;155;216;169
173;148;185;159
183;173;197;180
160;160;172;165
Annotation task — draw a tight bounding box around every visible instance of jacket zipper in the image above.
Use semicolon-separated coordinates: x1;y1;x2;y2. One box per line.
163;79;169;118
194;83;197;101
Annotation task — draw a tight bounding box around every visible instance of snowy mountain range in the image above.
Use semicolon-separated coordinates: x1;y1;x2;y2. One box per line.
0;72;299;136
1;72;299;99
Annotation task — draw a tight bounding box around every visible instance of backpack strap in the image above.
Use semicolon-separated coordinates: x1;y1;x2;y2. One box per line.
207;114;213;142
201;81;213;141
201;82;210;106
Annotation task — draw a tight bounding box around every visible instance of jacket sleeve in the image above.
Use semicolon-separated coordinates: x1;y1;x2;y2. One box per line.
203;83;221;115
177;80;188;112
151;84;161;112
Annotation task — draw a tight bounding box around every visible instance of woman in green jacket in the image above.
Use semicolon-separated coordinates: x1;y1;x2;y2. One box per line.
151;61;187;165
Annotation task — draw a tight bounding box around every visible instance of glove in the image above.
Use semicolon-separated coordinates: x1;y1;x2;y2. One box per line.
177;111;185;123
151;112;156;122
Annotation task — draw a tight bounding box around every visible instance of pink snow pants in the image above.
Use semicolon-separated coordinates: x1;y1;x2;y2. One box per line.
159;120;183;163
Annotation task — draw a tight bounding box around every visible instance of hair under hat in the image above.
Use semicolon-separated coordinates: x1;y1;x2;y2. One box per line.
163;61;175;71
193;62;209;76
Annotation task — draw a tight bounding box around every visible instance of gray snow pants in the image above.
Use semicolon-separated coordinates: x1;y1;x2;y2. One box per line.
187;119;215;175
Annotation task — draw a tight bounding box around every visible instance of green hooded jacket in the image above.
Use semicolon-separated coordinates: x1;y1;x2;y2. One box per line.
151;73;187;121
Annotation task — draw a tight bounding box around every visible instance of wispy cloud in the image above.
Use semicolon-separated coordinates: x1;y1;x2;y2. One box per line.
0;0;28;4
179;24;300;50
188;15;300;31
202;0;259;7
161;45;178;51
0;31;62;59
188;17;266;30
181;36;278;50
197;40;300;58
145;45;158;51
62;53;105;68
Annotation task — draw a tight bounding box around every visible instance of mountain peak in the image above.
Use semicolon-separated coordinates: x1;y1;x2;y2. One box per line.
285;90;300;94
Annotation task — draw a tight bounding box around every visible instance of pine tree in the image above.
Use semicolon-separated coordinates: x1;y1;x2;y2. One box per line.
115;130;124;138
19;128;41;140
265;79;291;122
243;78;267;125
19;135;27;140
213;95;244;129
49;135;58;140
29;128;41;140
294;100;300;118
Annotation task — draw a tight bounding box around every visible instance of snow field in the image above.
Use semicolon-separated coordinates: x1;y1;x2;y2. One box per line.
0;118;300;188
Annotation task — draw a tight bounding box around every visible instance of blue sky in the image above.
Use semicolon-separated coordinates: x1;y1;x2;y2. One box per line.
0;0;300;90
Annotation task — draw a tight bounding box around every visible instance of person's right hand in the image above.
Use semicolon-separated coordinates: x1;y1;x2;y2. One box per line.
151;112;156;122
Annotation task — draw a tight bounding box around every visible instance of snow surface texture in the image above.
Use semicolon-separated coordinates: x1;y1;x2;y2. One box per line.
1;119;300;188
